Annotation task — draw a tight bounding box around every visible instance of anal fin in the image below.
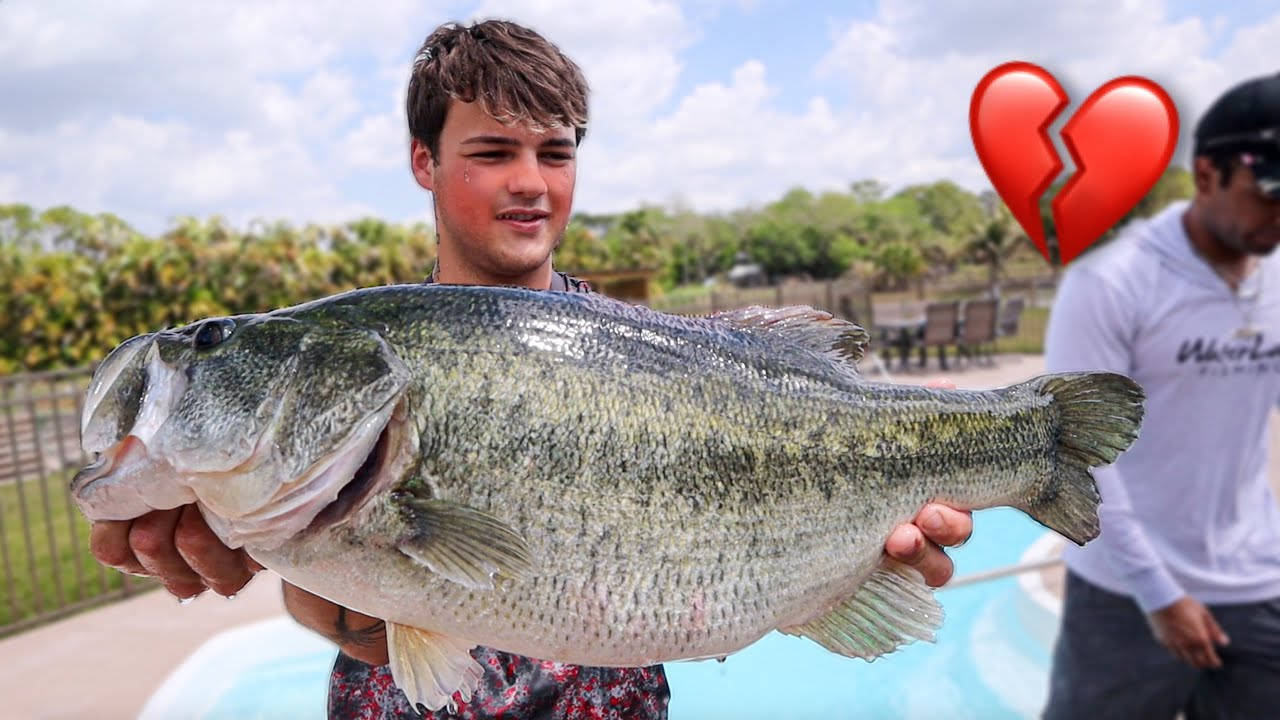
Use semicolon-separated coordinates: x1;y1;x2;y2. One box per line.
781;559;943;659
387;622;485;714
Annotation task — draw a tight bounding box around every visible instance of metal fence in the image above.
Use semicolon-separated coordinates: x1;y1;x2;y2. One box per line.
0;366;149;638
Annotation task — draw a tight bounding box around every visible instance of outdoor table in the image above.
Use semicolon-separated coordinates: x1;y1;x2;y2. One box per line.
873;317;926;371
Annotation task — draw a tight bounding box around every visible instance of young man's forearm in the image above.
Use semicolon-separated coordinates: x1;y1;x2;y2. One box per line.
281;580;389;665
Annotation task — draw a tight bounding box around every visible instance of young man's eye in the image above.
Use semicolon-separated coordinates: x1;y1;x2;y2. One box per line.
470;151;507;159
542;153;574;163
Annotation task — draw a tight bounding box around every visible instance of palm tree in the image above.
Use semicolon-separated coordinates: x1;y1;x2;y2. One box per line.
965;203;1029;300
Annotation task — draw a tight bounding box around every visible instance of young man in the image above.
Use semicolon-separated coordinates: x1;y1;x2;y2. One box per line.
89;19;972;719
1042;73;1280;719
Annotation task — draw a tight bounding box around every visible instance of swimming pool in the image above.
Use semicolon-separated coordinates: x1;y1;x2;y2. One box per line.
139;507;1062;719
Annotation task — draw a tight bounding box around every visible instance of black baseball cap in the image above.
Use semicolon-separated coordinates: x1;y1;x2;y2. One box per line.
1194;72;1280;198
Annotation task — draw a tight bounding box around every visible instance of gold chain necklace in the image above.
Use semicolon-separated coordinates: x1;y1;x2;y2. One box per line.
1193;246;1264;339
1218;261;1263;339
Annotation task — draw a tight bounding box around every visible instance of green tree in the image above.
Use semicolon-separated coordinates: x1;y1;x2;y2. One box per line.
602;208;669;271
890;181;984;267
849;179;887;204
1118;165;1194;229
875;242;926;290
965;203;1029;298
554;221;611;273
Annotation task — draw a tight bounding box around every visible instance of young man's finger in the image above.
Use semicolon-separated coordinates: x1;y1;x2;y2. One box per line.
914;504;973;548
1193;639;1223;669
128;508;207;598
885;524;954;587
174;505;257;597
1204;608;1231;646
241;550;265;573
89;520;147;575
1177;644;1198;668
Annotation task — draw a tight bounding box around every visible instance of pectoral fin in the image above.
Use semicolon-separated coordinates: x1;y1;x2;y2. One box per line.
387;622;484;714
396;497;534;589
781;559;943;659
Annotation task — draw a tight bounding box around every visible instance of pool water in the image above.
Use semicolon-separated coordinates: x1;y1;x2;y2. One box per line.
140;508;1060;719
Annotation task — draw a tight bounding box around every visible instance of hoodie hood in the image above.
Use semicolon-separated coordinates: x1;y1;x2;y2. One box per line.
1131;198;1273;299
1131;200;1221;291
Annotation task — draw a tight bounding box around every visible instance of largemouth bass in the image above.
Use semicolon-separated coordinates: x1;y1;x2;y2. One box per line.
72;284;1144;712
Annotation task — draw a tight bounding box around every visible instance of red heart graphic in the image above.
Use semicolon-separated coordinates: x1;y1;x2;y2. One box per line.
969;62;1179;266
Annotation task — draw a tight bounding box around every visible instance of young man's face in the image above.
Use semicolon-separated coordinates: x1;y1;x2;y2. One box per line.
412;100;577;285
1198;154;1280;257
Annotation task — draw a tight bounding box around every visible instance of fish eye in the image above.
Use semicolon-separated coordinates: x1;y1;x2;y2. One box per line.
192;318;236;350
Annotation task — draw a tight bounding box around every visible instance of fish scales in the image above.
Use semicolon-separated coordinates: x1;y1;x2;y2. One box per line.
72;284;1144;711
263;288;1059;659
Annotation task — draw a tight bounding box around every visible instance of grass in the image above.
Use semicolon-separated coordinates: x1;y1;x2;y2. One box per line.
0;471;155;634
994;305;1050;354
649;282;714;307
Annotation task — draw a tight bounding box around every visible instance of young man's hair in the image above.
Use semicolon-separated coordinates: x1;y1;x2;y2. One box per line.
407;20;590;162
1201;149;1239;189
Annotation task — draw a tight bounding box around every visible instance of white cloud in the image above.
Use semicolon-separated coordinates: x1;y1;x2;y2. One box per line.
578;60;878;214
0;0;695;232
739;0;1274;202
574;0;1280;217
340;113;410;170
336;63;414;171
4;0;1280;236
0;113;372;232
469;0;694;136
0;0;435;232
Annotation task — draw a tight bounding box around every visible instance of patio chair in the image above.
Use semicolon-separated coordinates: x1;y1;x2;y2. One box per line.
958;298;999;366
997;297;1026;339
917;301;960;370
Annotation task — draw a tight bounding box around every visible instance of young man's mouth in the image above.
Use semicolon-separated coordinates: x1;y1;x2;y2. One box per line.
496;209;550;234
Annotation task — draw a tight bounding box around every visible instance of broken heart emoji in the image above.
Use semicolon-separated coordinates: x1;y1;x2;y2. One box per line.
969;61;1179;266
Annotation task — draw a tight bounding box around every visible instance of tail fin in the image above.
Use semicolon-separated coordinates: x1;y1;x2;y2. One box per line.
1018;372;1145;545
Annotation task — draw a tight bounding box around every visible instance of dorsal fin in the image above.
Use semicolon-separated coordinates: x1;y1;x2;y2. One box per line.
708;305;870;366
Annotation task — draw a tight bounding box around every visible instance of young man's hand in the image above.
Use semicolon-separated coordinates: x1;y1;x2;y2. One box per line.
883;377;973;587
884;505;973;587
1147;595;1230;669
89;506;263;600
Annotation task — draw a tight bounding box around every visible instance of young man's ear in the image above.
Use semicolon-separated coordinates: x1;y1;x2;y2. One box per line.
1192;154;1217;195
411;139;436;191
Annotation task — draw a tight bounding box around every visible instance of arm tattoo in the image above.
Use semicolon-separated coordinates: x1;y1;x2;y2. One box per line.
331;606;387;650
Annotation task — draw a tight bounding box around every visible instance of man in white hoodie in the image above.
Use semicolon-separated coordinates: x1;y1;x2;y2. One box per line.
1042;73;1280;719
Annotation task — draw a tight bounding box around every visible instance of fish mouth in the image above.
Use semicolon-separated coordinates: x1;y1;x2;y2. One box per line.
206;391;415;549
71;435;196;521
75;387;414;551
305;396;411;532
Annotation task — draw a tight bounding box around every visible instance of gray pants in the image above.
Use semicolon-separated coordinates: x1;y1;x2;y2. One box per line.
1043;571;1280;720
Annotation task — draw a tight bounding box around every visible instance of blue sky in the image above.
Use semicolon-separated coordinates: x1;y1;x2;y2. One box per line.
1;0;1278;235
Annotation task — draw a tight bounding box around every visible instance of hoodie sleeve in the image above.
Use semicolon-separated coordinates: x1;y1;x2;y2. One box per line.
1044;264;1184;613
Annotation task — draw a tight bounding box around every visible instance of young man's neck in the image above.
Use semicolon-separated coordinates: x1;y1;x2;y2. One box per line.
1182;202;1256;288
432;239;555;290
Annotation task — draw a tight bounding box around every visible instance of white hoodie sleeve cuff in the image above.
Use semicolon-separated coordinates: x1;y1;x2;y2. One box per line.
1127;566;1184;613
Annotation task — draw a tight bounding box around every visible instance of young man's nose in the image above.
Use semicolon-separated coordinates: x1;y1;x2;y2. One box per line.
506;153;548;196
